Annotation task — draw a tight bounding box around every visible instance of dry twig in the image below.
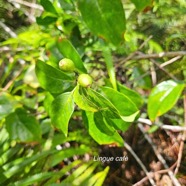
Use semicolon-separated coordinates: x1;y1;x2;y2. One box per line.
124;142;156;186
174;92;186;175
137;118;186;132
138;123;181;186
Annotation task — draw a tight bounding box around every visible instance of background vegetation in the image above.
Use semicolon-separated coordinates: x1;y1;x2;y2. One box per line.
0;0;186;185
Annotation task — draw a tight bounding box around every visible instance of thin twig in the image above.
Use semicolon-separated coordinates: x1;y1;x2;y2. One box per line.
132;51;186;60
2;66;24;91
160;56;182;68
8;0;43;10
174;92;186;175
150;58;177;81
0;21;17;38
137;51;178;81
116;35;153;68
137;118;186;132
124;142;156;186
138;124;181;186
133;162;177;186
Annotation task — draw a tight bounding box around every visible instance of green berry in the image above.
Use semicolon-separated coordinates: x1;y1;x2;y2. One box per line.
78;74;93;88
59;58;75;72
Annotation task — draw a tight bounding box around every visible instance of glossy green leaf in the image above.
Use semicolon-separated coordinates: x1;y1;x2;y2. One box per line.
73;85;98;112
94;112;115;136
5;108;41;142
102;87;139;122
78;0;126;45
0;93;18;120
84;112;124;147
50;92;74;136
35;60;75;94
130;0;152;11
57;38;87;73
148;80;185;121
117;83;144;109
86;88;120;118
40;0;58;15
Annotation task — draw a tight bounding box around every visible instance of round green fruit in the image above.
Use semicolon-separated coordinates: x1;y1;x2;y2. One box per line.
78;74;93;88
59;58;75;72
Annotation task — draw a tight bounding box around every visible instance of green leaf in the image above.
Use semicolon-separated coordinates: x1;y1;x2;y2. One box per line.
94;112;115;136
1;149;57;181
104;116;131;132
35;60;75;94
40;0;58;15
147;80;185;121
74;85;98;112
62;162;98;185
86;88;120;118
36;14;57;26
102;87;139;122
49;147;90;167
0;93;18;120
130;0;152;11
57;38;87;73
73;85;98;112
5;108;41;142
83;112;124;147
87;166;109;186
117;83;144;109
78;0;126;45
50;92;74;136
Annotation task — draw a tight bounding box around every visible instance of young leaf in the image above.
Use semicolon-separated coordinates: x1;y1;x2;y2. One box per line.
50;92;74;137
57;38;87;73
83;112;124;147
101;87;139;122
148;80;185;121
78;0;126;45
5;108;41;142
73;85;98;112
35;60;75;94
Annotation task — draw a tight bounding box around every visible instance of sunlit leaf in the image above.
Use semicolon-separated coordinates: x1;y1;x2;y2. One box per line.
83;112;124;147
102;87;139;122
35;60;75;94
50;92;74;136
57;38;87;73
148;80;184;121
78;0;126;45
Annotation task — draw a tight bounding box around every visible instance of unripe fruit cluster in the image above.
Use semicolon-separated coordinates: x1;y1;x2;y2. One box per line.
58;58;93;87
